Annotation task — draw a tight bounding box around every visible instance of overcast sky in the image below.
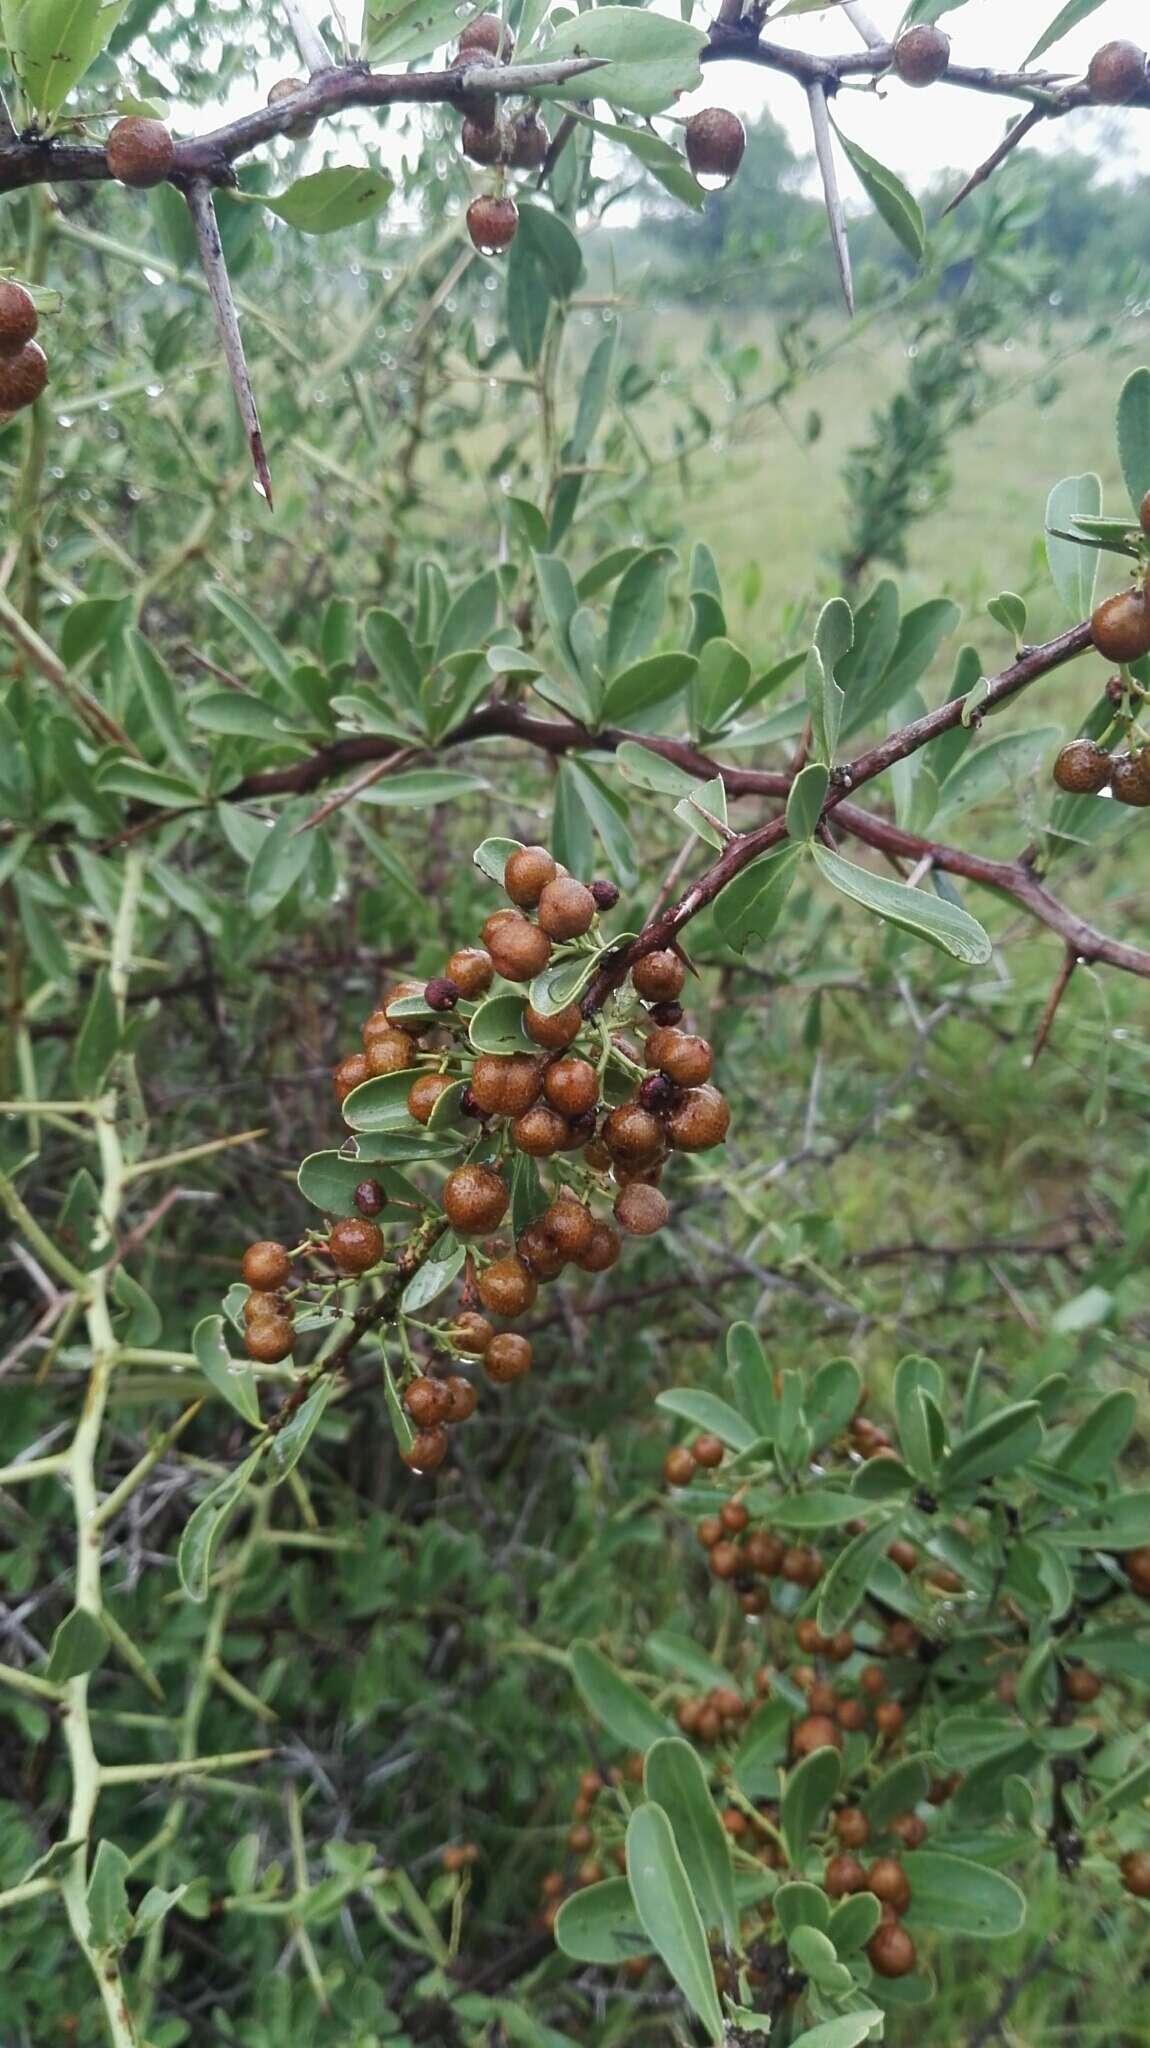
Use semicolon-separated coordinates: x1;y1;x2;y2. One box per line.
676;1;1150;183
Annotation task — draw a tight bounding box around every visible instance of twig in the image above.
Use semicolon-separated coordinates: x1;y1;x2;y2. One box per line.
1028;947;1079;1065
966;1935;1056;2048
184;180;273;506
294;748;421;834
943;104;1045;216
806;84;853;316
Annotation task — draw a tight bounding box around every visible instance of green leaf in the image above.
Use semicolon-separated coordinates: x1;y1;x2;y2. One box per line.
246;810;314;917
655;1388;759;1453
600;653;695;729
733;1699;791;1799
528;940;620;1018
615;742;698;798
605;548;676;676
263;165;393;233
625;1804;724;2042
726;1322;776;1438
674;774;729;853
862;1757;930;1830
363;608;424;712
843;599;961;737
93;761;201;808
555;1878;652;1964
1046;1491;1150;1550
644;1738;737;1943
827;1892;882;1956
812;844;991;965
781;1747;842;1864
1118;367;1150;515
467;992;535;1055
836;130;925;260
806;1358;864;1450
817;1516;899;1636
786;765;829;841
188;691;284;740
341;1068;423;1133
903;1852;1026;1938
296;1151;423;1216
268;1379;333;1479
1053;1390;1137;1482
788;2018;886;2048
1023;0;1107;64
207;588;293;689
933;727;1061;825
178;1451;263;1603
15;0;126;116
570;1642;674;1752
944;1402;1043;1488
132;1884;187;1940
713;844;802;954
86;1839;132;1953
401;1240;465;1313
805;599;852;765
646;1632;735;1693
46;1608;109;1685
542;8;707;116
472;835;523;884
562;759;636;886
72;970;120;1097
574;111;704;209
788;1925;853;1994
363;0;469;62
770;1492;870;1532
125;630;198;781
987;591;1027;644
356;769;488;809
192;1314;260;1426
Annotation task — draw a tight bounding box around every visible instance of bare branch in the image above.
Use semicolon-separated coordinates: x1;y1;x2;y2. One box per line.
184;180;274;507
1027;947;1079;1064
807;83;853;316
943;104;1045;216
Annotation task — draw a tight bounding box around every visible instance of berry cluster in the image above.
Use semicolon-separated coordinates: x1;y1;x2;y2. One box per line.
0;279;48;419
1052;735;1150;805
535;1760;646;1935
250;843;729;1475
454;15;549;257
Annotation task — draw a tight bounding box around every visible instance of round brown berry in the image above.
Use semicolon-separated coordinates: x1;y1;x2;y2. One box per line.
106;116;174;187
365;1029;417;1078
451;1312;494;1356
244;1289;286;1325
1091;589;1150;663
867;1922;916;1978
511;1105;569;1156
509;114;549;170
267;76;314;140
105;117;171;189
664;1446;695;1487
408;1073;453;1126
783;1547;823;1586
720;1501;748;1535
644;1028;713;1087
604;1102;664;1160
424;976;459;1012
684;107;746;188
405;1375;452;1426
825;1854;867;1898
892;1813;927;1850
666;1085;730;1152
1109;749;1150;806
245;1317;294;1363
650;1001;683;1027
631;949;685;1002
792;1715;842;1757
866;1858;911;1912
809;1681;838;1717
329;1216;384;1273
462;115;509;166
485;913;551;982
458;12;512;58
505;845;557;907
402;1425;448;1473
875;1699;904;1738
524;1001;581;1049
1052;739;1111;794
442;1841;479;1873
477;1254;536;1318
1120;1850;1150;1898
485;1331;533;1381
829;1630;854;1663
516;1223;565;1279
446;947;494;998
1125;1546;1150;1596
574;1221;620;1272
0;281;37;359
1087;40;1147;103
241;1240;291;1291
889;1539;918;1574
858;1663;885;1698
537;876;596;940
696;1704;722;1743
709;1541;741;1580
892;24;950;86
542;1197;594;1259
835;1807;869;1850
1064;1665;1101;1704
0;341;47;414
443;1163;508;1235
691;1433;725;1470
467;194;519;255
355;1180;385;1216
383;980;426;1023
886;1619;919;1655
470;1053;541;1116
795;1618;825;1655
696;1516;723;1549
334;1052;370;1103
614;1182;669;1236
745;1530;784;1574
443;1374;478;1421
542;1059;597;1119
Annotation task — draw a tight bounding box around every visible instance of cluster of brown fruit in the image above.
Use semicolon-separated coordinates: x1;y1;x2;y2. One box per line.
239;1214;390;1363
1053;737;1150;808
0;279;48;420
536;1761;646;1936
324;845;728;1473
453;14;546;257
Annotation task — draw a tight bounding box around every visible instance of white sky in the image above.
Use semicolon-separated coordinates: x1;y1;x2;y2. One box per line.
677;1;1150;183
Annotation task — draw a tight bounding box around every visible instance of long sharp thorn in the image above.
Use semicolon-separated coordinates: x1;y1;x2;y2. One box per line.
807;83;854;317
943;104;1044;216
185;178;274;508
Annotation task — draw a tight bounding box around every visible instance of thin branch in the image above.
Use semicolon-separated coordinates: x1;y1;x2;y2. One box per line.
0;589;135;751
840;4;885;50
184;180;273;507
1027;947;1079;1065
294;747;421;834
281;0;334;74
807;83;853;315
943;104;1045;216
